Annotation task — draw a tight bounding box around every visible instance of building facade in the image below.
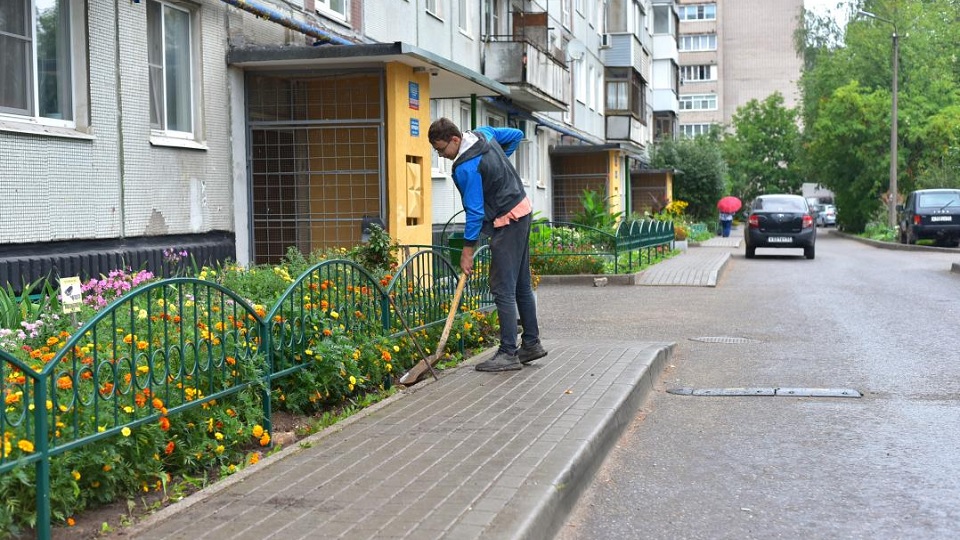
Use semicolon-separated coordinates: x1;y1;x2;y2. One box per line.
676;0;803;137
0;0;715;292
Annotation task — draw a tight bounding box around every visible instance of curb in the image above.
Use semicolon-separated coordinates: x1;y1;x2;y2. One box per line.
828;229;960;253
514;343;674;540
708;252;732;286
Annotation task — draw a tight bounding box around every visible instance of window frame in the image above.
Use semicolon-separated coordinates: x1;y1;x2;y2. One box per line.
680;64;716;83
316;0;349;22
679;33;717;52
678;3;716;21
680;123;715;138
426;0;442;18
147;0;200;142
604;67;646;121
679;94;717;111
0;0;88;130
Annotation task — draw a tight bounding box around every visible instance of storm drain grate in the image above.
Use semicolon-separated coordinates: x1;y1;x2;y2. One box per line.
667;387;862;398
689;336;761;344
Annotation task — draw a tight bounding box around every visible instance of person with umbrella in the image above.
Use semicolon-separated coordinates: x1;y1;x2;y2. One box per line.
717;196;742;238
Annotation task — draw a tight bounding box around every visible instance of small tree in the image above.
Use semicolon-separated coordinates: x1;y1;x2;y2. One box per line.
648;133;725;221
723;93;803;202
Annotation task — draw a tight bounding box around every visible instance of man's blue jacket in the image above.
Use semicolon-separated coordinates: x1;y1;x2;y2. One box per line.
450;127;526;247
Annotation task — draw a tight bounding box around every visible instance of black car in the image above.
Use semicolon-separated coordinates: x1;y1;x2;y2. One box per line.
897;189;960;247
744;194;817;259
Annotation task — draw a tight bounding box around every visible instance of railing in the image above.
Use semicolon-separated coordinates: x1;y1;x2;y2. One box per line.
529;219;674;275
0;246;491;539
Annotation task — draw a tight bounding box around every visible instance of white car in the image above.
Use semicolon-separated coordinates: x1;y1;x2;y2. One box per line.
817;204;837;227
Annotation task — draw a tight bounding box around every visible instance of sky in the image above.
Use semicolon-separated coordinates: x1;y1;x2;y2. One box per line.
804;0;852;27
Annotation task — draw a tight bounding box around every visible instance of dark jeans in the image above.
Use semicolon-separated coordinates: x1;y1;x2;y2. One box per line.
721;219;732;237
488;213;540;354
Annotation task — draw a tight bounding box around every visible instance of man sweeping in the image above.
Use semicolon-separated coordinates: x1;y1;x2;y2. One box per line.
428;118;547;372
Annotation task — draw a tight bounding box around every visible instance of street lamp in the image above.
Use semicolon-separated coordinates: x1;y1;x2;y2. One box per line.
858;9;899;228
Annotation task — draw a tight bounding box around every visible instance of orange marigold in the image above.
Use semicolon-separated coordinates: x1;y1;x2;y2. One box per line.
56;376;73;390
164;441;175;455
152;397;164;410
159;417;171;431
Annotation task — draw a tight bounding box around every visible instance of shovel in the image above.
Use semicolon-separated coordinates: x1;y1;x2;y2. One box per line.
399;272;467;386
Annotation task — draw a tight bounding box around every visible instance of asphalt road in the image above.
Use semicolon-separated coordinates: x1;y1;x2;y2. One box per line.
539;232;960;539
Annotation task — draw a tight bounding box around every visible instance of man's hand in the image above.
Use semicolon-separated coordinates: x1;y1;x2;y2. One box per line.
459;246;476;275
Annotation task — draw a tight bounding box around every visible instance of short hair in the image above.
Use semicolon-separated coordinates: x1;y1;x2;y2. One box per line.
428;118;461;144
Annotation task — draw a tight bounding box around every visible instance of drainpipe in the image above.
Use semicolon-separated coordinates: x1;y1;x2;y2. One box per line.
220;0;354;45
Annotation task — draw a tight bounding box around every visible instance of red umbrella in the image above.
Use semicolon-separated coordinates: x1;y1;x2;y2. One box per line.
717;196;742;213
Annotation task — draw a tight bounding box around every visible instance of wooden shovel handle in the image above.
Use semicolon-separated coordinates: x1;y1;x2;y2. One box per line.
433;273;467;357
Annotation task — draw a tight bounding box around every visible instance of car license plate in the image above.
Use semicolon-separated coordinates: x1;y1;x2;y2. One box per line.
768;236;792;243
931;216;952;222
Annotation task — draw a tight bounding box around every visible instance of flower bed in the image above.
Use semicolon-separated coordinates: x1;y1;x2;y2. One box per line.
0;236;497;538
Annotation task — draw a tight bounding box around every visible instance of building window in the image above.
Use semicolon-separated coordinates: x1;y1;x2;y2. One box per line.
426;0;441;17
458;0;467;30
653;5;676;35
680;123;716;137
147;0;196;137
679;3;716;21
679;33;716;51
605;67;646;121
679;94;717;110
0;0;85;126
317;0;348;21
681;64;716;83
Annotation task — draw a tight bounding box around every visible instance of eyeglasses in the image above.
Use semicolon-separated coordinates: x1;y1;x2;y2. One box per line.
434;140;451;156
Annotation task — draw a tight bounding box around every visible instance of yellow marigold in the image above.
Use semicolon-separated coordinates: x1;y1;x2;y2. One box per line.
72;470;81;481
46;336;59;346
252;425;264;438
214;432;224;441
121;427;131;437
349;375;356;385
17;440;34;453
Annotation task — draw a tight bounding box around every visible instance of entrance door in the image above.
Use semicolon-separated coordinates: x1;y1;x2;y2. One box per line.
247;72;384;264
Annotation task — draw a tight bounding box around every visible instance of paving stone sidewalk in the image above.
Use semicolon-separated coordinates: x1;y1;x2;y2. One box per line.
117;340;673;540
112;227;744;540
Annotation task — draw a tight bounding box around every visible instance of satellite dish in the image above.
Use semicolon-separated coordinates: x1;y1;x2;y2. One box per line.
566;39;586;61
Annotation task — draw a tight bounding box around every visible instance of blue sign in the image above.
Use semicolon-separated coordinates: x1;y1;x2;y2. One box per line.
409;81;420;110
410;118;420;137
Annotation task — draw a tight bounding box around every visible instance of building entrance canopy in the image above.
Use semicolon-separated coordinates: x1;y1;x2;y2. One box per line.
227;42;509;100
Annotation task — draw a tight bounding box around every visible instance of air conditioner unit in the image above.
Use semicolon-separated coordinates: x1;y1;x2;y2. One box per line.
600;34;611;49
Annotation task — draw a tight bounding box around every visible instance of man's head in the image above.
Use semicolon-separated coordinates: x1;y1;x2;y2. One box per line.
428;118;462;160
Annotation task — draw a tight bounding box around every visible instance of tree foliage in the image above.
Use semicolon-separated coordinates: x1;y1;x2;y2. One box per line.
648;134;725;221
723;92;803;202
798;0;960;232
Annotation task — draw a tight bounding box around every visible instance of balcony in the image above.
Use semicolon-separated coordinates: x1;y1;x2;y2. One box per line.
606;115;648;148
483;39;570;112
601;32;651;77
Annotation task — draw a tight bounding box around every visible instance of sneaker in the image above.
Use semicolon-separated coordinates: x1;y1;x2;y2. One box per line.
475;350;521;372
518;342;548;364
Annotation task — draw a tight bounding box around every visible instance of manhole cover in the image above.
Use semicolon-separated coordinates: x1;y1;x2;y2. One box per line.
667;387;862;398
689;336;760;344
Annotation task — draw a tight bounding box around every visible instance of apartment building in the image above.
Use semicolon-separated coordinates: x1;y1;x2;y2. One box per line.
0;0;679;292
676;0;803;137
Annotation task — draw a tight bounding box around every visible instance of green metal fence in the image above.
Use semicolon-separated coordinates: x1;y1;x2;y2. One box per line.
529;219;675;274
0;245;491;539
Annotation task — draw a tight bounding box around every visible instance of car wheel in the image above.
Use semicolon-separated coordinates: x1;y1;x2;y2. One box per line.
745;245;756;259
804;245;815;260
907;228;918;245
